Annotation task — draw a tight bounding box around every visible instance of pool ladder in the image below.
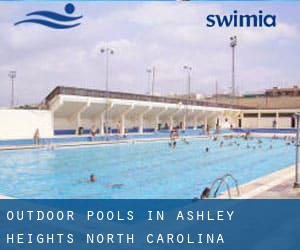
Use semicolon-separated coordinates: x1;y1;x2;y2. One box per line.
209;173;240;199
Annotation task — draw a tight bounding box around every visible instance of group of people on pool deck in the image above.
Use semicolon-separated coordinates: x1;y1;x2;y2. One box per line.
87;174;124;188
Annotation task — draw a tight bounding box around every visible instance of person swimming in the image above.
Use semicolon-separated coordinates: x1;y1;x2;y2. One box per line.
182;138;190;144
90;174;96;183
105;184;124;189
205;147;209;153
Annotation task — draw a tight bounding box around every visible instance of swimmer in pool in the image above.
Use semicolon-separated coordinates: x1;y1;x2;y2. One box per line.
182;138;190;144
90;174;96;183
105;184;124;189
205;147;209;153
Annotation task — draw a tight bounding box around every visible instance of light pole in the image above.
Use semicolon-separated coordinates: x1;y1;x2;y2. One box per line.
152;66;156;96
294;113;300;188
215;80;218;103
183;65;192;130
100;47;114;136
230;36;237;98
146;66;156;95
146;68;152;95
8;71;16;108
100;47;114;93
183;65;192;102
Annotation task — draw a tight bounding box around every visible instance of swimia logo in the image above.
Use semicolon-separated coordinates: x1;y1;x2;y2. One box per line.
206;10;276;28
14;3;83;29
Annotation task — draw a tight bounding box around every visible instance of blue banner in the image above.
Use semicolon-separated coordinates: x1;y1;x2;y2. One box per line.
0;199;299;250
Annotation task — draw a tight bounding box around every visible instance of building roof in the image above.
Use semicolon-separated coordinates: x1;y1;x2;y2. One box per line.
45;86;251;110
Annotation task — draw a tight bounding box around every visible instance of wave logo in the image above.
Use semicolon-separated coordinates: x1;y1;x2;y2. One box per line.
14;3;82;29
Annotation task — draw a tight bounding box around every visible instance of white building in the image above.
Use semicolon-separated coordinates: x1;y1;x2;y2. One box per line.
47;87;239;136
0;86;299;140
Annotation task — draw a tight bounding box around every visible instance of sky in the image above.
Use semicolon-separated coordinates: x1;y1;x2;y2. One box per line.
1;1;300;106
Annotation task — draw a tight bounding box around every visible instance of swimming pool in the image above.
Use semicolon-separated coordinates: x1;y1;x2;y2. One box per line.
0;136;295;199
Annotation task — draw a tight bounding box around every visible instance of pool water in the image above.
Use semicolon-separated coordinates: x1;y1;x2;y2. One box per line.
0;137;295;198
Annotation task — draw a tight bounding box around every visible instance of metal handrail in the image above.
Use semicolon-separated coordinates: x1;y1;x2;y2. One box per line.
209;173;240;198
210;177;232;198
222;173;240;197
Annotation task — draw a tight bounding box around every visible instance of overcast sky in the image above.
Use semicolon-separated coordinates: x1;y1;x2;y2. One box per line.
0;1;300;106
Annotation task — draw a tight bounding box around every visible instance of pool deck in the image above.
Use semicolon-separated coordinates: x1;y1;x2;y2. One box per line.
219;165;300;199
0;131;296;151
0;134;211;151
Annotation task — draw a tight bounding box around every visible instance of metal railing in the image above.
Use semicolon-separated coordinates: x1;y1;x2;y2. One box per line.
209;173;240;198
45;86;251;109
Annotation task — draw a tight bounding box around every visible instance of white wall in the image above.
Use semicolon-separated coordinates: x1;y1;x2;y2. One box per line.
278;117;291;128
0;109;53;140
54;117;76;130
259;117;275;128
242;117;293;128
242;118;259;128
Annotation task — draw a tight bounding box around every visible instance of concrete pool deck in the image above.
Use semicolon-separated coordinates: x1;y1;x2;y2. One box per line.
219;165;300;199
0;134;214;151
0;132;296;151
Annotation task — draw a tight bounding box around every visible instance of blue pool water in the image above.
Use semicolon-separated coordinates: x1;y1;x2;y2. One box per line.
0;137;295;199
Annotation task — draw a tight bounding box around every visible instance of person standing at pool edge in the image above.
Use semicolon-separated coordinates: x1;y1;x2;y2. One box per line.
33;128;40;145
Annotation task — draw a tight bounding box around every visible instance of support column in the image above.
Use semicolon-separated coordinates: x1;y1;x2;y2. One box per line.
258;112;261;128
70;102;90;135
139;114;144;134
169;116;174;130
154;107;168;132
204;116;208;131
76;113;81;134
119;105;134;135
155;115;160;132
240;113;244;128
121;113;125;135
99;112;105;135
138;107;152;134
193;116;198;130
182;115;186;130
276;112;279;129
